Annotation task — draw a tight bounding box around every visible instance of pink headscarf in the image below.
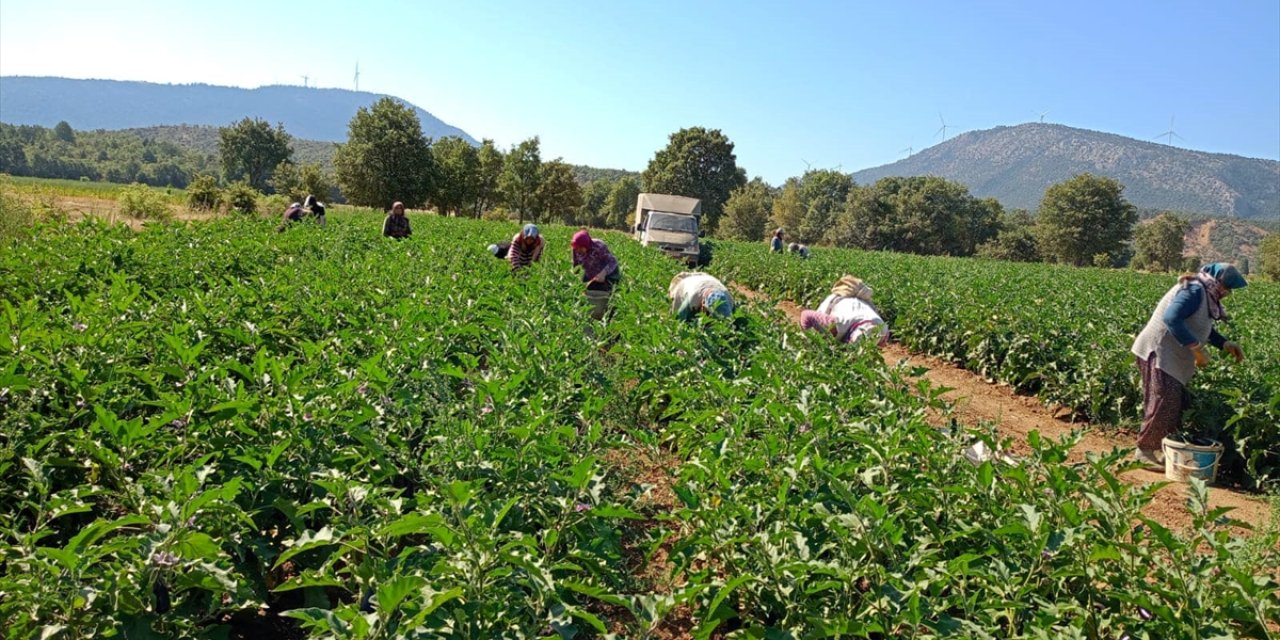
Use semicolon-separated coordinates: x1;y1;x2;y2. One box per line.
571;230;592;251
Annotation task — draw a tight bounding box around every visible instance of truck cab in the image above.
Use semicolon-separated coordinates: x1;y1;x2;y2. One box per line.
633;193;703;266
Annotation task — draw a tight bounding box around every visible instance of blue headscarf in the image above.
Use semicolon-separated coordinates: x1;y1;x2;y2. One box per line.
1201;263;1247;290
522;223;539;239
704;290;734;318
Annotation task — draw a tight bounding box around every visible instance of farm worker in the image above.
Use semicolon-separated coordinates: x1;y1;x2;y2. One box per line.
508;223;545;270
382;201;411;239
277;201;304;232
771;228;785;253
1130;262;1247;467
800;275;888;346
487;242;511;259
788;242;811;258
669;272;734;320
303;194;326;226
571;229;620;321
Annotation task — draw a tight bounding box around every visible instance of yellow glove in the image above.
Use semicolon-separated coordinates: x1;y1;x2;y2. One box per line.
1223;341;1244;364
1189;344;1209;368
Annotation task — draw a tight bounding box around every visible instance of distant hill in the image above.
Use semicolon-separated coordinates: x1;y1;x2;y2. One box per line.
852;123;1279;221
0;76;478;145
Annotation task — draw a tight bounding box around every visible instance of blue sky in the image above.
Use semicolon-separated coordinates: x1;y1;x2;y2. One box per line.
2;0;1277;184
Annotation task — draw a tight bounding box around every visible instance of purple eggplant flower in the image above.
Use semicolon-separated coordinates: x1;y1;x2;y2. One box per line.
72;322;87;332
150;551;180;568
575;503;591;513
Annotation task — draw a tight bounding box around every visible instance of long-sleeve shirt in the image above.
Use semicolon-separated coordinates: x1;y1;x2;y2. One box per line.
508;234;544;270
816;294;886;344
670;273;731;319
382;214;411;238
1162;282;1225;348
573;239;618;283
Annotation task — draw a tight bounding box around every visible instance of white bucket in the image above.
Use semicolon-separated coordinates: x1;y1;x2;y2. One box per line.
1162;436;1223;484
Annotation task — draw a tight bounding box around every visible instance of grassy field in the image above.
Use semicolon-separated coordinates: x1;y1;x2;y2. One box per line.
1;213;1276;638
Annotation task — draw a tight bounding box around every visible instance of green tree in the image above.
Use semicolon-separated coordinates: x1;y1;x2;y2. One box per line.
1258;233;1280;281
218;118;293;192
432;136;479;216
53;121;76;144
535;159;584;224
603;176;641;230
641;127;746;233
333;98;436;209
499;137;541;223
473;139;504;218
976;210;1041;262
1132;213;1190;272
720;178;775;241
579;179;612;228
1036;173;1138;267
826;176;1000;255
796;169;854;244
769;177;804;237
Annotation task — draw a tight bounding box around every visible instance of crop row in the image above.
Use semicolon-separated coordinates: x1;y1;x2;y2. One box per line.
0;214;1276;638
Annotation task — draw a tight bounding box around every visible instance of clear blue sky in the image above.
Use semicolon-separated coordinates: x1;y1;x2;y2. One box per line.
2;0;1277;184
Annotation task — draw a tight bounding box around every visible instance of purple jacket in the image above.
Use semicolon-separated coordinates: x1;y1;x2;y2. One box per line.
573;239;618;282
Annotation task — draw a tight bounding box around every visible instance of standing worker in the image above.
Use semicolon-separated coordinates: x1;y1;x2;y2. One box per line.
571;229;620;321
382;201;411;239
1130;263;1247;468
303;194;326;226
507;224;544;270
771;228;785;253
669;272;734;320
800;275;888;346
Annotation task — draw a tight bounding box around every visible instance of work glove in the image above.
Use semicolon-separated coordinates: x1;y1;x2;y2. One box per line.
1189;344;1210;368
1222;341;1244;364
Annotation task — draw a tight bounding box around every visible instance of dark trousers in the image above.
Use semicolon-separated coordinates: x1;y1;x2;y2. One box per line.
1136;356;1188;451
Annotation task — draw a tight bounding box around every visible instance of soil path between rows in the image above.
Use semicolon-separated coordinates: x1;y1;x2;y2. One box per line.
730;283;1274;534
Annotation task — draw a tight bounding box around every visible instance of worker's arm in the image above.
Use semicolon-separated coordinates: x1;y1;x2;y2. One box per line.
1161;285;1205;347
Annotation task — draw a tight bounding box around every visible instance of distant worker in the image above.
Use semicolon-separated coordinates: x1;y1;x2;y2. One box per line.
508;224;545;270
277;201;305;232
800;275;888;346
382;201;411;239
669;272;734;320
487;242;511;259
571;229;621;321
788;242;811;258
303;194;326;226
1130;263;1247;468
771;228;785;253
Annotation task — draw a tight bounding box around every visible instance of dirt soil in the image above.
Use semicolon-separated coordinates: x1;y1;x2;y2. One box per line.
35;194;224;229
733;284;1274;534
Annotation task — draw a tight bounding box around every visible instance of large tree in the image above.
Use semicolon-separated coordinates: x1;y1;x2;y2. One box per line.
1132;213;1190;272
218;117;293;192
499;137;541;223
473;139;504;218
641;127;746;233
826;176;1001;256
535;159;584;223
1036;173;1138;267
603;176;641;230
432;136;479;216
976;210;1041;263
333;98;436;209
579;179;612;228
796;169;854;244
720;178;775;241
1257;233;1280;282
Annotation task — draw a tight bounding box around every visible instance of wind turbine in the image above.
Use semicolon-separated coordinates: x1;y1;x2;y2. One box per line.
801;158;813;171
1154;115;1184;146
1039;110;1048;123
354;62;360;91
900;144;914;158
301;74;309;88
935;113;951;140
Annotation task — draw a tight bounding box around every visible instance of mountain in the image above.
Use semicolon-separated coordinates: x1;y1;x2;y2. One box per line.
0;76;477;145
852;123;1279;220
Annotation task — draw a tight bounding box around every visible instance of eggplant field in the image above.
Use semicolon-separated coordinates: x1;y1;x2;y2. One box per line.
1;214;1277;639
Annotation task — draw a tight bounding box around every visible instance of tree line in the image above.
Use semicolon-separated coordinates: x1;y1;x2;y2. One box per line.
2;100;1253;273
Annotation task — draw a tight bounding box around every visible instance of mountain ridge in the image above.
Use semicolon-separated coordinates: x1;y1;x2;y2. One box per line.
852;123;1279;220
0;76;478;146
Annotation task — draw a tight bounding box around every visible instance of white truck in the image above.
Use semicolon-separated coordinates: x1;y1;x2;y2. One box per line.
633;193;703;266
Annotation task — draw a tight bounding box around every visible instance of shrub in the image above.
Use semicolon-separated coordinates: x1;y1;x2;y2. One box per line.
186;175;222;210
259;194;289;218
481;206;514;222
117;183;171;220
0;182;37;241
223;181;260;215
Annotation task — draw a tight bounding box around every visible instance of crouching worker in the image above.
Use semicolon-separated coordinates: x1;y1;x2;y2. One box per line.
800;275;888;346
788;242;811;258
382;201;411;238
277;201;305;232
508;224;544;270
571;229;620;321
487;242;511;259
669;272;734;320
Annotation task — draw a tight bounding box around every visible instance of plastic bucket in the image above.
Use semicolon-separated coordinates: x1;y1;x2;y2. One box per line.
1161;436;1223;484
584;290;612;321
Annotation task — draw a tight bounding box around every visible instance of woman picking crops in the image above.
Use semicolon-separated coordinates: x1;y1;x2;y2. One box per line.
800;275;888;346
571;229;620;321
1130;263;1247;468
507;224;544;270
669;272;734;320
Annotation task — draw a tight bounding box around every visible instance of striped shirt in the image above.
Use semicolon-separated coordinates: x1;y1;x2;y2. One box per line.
508;234;544;270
